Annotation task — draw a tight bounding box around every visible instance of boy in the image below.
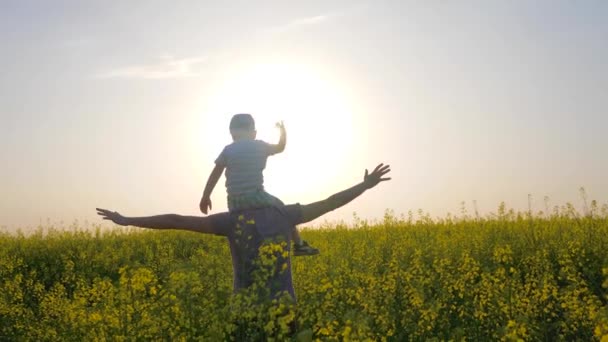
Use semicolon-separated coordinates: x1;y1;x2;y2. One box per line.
199;113;319;256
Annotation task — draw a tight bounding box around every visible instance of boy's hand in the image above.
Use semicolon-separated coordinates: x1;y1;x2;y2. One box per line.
270;120;287;154
363;163;391;189
200;197;212;214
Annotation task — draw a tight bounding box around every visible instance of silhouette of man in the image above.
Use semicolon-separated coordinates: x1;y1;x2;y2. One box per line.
96;164;391;301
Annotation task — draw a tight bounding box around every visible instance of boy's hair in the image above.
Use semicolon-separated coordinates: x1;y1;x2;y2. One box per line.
230;113;255;132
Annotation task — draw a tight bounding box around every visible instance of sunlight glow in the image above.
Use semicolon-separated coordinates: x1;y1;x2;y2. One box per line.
200;62;359;205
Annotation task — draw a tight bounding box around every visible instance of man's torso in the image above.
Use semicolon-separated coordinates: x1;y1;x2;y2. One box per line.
204;205;303;301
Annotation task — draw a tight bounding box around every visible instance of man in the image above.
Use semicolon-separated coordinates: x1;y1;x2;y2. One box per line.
96;163;391;301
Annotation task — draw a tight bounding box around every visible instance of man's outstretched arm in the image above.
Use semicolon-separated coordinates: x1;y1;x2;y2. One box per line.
96;208;222;235
300;163;391;223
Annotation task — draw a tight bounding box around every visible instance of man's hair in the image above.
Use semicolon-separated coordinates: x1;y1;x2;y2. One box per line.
230;113;255;132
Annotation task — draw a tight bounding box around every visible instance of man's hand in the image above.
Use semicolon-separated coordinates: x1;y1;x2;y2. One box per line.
200;197;212;214
363;163;392;189
96;208;129;226
275;121;285;131
300;162;392;223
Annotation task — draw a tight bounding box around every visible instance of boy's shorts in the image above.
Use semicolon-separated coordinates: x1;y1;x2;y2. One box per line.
228;190;284;212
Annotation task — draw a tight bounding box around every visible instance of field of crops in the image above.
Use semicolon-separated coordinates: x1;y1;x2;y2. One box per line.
1;203;608;341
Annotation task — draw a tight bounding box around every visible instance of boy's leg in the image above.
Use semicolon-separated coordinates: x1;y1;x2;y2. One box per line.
262;192;305;244
292;226;319;256
292;226;302;245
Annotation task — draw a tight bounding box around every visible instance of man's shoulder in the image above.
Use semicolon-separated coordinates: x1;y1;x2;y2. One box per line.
232;204;303;228
241;205;303;237
280;204;303;225
206;205;303;238
204;212;235;235
256;204;303;227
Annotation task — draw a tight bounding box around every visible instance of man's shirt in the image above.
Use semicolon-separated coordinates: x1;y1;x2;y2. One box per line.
200;204;303;301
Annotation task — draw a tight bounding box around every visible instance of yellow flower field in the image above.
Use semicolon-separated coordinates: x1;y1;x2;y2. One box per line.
1;204;607;341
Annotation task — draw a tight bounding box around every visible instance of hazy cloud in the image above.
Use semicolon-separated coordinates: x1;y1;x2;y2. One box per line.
264;14;330;34
95;55;207;80
262;3;370;35
289;15;328;27
94;7;361;80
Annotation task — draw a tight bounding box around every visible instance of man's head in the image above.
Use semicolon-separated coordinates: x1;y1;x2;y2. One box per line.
230;113;256;141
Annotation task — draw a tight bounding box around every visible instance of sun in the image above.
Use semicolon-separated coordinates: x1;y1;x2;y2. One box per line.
199;62;359;205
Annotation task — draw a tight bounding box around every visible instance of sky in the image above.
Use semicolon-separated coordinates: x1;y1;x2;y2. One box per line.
1;0;607;231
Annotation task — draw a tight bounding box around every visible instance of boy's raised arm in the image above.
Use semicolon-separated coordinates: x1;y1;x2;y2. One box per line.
269;121;286;155
200;164;225;214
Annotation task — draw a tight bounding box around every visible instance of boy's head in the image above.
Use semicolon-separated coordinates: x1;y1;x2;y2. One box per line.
229;113;256;141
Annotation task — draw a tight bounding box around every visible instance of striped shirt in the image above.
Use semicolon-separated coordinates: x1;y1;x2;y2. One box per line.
215;139;277;197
